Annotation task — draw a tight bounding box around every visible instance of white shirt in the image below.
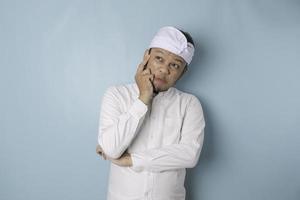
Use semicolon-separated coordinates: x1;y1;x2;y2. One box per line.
98;83;205;200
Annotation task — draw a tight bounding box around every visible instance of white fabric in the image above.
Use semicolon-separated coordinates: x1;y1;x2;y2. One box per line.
98;83;205;200
149;26;195;65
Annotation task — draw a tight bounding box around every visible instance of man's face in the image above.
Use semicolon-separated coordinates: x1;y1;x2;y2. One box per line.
145;47;187;92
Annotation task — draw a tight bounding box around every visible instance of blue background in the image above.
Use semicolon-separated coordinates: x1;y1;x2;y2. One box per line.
1;0;299;199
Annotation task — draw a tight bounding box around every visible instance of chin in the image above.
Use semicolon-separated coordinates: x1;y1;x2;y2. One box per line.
153;81;173;92
155;86;170;92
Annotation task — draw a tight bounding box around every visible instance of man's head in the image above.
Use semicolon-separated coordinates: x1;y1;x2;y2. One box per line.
144;26;195;92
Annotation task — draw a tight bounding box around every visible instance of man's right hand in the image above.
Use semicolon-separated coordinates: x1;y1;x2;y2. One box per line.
135;49;155;105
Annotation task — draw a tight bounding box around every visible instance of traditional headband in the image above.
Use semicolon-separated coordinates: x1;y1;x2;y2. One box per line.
149;26;194;65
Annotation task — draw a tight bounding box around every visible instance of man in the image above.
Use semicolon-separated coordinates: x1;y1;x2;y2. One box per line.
96;26;205;200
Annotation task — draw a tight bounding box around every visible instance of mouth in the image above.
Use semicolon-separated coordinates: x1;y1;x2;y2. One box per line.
154;77;167;84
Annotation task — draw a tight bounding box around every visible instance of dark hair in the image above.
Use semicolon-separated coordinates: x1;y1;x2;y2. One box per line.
179;29;194;46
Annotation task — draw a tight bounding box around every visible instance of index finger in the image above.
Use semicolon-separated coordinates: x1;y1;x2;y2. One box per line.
137;53;151;73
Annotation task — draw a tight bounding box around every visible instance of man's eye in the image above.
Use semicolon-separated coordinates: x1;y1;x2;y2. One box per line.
155;56;163;61
170;63;179;69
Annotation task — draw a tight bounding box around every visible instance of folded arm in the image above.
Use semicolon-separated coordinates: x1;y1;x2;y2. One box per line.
130;96;205;172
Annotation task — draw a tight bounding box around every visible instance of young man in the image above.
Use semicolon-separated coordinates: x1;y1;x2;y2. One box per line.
96;26;205;200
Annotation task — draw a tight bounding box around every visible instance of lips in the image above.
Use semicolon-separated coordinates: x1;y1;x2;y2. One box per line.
154;77;167;84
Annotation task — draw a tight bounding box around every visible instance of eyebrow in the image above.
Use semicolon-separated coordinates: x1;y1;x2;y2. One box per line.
174;58;184;64
154;50;184;64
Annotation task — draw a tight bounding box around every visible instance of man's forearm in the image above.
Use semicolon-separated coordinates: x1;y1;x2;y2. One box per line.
130;133;204;172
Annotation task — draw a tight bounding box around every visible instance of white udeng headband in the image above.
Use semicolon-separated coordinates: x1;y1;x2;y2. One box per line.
149;26;195;65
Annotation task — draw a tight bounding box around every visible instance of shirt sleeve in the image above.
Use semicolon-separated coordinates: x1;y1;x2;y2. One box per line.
130;96;205;172
98;86;148;159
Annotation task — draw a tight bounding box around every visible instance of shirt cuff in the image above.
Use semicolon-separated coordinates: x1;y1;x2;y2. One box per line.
130;153;146;172
128;98;148;120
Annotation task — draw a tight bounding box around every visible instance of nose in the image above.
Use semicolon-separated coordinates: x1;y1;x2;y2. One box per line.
158;64;170;75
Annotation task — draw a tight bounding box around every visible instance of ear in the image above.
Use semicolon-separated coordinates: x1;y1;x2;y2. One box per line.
183;65;188;73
